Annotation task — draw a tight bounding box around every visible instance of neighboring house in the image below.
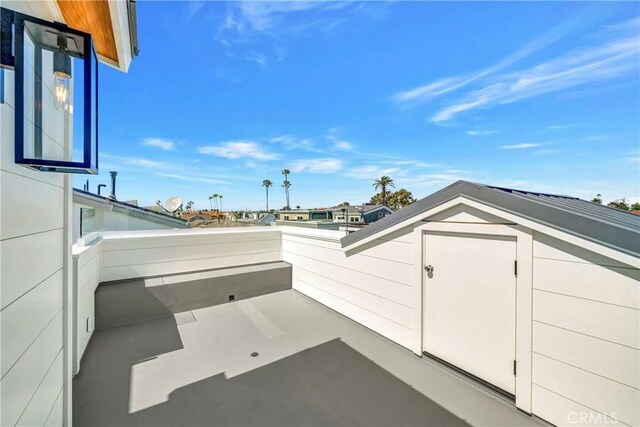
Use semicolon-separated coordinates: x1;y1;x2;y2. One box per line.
73;189;188;241
180;211;225;224
329;204;394;224
361;205;395;223
276;209;332;221
330;206;363;223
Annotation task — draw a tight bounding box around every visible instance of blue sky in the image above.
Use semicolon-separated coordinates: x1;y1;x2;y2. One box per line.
76;1;640;211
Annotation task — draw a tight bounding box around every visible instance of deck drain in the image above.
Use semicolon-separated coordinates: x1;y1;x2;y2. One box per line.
250;352;259;357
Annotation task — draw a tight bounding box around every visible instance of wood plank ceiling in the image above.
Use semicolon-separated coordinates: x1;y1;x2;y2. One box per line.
56;0;118;64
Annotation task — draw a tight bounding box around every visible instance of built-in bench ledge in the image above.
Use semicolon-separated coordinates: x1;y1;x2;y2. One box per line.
95;261;292;330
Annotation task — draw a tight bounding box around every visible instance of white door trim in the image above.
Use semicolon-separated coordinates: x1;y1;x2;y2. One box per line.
412;219;533;414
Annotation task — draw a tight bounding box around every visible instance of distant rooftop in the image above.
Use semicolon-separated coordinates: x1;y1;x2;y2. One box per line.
73;189;188;229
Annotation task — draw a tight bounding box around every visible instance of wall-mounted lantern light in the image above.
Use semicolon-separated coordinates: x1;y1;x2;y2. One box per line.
1;7;98;174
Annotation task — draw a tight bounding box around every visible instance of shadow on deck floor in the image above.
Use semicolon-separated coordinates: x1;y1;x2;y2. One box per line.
73;313;467;427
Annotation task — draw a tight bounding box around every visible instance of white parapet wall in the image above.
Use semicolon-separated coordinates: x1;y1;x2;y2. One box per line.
87;226;419;353
72;238;102;374
99;228;283;283
281;227;418;351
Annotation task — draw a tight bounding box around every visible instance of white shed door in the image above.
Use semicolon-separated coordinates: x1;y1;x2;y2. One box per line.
423;232;517;395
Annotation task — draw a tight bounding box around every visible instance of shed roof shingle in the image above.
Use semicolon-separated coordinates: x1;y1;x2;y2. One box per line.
340;181;640;257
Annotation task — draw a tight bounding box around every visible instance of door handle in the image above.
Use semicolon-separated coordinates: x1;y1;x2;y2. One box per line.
425;265;434;273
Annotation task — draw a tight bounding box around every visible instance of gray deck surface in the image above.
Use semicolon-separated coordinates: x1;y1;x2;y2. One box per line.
74;289;548;427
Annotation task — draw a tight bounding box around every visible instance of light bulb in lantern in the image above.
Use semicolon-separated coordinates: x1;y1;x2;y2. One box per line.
53;34;72;111
53;72;70;111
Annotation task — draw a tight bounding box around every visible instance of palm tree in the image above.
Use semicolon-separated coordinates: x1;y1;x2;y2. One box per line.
373;176;395;205
212;193;219;211
218;195;224;223
281;169;291;209
262;179;273;211
186;201;194;211
208;195;213;211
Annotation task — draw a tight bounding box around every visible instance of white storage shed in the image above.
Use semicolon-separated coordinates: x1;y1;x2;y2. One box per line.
340;181;639;427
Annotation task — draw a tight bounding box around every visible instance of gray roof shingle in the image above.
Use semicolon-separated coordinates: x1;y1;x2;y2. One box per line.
341;181;640;257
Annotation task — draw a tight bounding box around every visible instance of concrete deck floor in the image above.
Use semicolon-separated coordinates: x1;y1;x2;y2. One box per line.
74;289;548;427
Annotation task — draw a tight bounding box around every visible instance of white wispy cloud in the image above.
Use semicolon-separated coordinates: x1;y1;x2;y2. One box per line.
225;1;355;34
246;51;268;66
291;158;343;173
346;165;401;179
399;171;473;189
215;2;389;64
142;138;177;151
391;16;639;124
324;128;354;151
156;173;231;185
270;135;318;152
387;159;435;168
429;19;639;123
198;141;278;161
392;10;595;109
466;130;497;136
500;143;547;150
101;154;172;170
333;140;353;151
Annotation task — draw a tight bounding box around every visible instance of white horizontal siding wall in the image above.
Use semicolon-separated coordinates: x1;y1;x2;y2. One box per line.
1;3;69;423
531;233;640;427
73;239;102;370
282;228;416;350
100;229;282;282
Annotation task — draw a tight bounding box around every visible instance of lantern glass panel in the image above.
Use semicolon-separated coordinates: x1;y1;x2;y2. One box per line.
11;9;99;174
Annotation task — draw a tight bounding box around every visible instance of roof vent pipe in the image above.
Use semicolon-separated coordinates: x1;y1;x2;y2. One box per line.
109;171;118;200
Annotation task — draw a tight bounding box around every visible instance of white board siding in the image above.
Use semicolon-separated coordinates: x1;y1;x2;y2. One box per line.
533;290;639;349
1;228;64;310
1;269;63;378
100;230;282;282
0;310;64;426
534;233;634;269
0;171;64;240
44;388;64;427
282;230;416;350
533;322;639;389
293;278;415;349
286;232;413;265
292;265;413;326
284;237;413;285
532;353;639;427
102;237;281;267
74;240;102;364
533;258;639;309
0;72;64;189
532;385;624;427
532;232;640;427
16;350;64;427
101;230;282;250
1;20;70;426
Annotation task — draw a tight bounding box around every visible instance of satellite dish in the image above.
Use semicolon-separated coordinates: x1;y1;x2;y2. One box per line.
165;197;183;213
